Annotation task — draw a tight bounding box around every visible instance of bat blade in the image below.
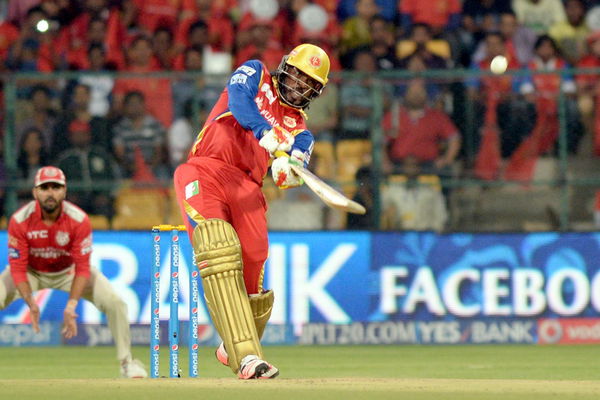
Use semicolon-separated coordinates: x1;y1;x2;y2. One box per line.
288;163;366;214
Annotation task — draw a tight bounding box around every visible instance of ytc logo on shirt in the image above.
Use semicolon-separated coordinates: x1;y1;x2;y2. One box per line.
27;230;48;239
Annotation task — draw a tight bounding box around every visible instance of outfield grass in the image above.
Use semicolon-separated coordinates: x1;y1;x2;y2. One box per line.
0;345;598;399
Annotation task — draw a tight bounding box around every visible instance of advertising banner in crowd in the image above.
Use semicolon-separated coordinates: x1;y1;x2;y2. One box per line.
0;231;599;345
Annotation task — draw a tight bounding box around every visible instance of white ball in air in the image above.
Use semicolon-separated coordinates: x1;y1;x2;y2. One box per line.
490;55;508;74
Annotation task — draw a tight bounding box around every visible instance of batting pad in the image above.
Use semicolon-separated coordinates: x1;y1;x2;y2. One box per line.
192;219;263;372
249;290;274;340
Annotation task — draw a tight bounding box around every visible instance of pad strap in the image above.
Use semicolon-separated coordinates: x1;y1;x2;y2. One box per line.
249;290;274;340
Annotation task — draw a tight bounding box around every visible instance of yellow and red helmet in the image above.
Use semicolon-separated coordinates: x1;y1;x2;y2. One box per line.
275;43;330;109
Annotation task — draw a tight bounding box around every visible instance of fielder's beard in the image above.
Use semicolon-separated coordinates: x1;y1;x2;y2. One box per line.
40;198;59;213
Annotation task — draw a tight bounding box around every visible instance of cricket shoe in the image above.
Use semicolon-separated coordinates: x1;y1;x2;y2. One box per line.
237;355;279;380
120;358;148;378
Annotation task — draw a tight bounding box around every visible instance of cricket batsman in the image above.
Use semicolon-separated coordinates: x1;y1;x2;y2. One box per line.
2;166;147;378
173;44;330;379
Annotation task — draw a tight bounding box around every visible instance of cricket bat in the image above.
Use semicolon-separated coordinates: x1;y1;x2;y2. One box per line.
274;151;366;214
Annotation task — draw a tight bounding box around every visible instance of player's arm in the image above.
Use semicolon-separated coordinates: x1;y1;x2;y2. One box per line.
227;60;293;154
62;219;93;339
7;219;40;333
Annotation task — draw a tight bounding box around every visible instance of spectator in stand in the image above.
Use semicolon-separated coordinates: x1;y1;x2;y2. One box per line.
172;46;221;123
382;155;448;232
306;82;339;143
112;90;168;180
399;0;462;35
6;6;54;72
469;32;528;179
54;119;121;219
549;0;589;65
172;20;208;71
397;53;446;108
339;50;380;140
112;35;173;128
236;0;287;53
77;43;116;118
52;83;112;156
235;20;285;71
346;166;376;230
512;0;566;35
340;0;380;66
472;11;537;65
16;127;50;204
290;2;341;55
397;23;450;69
15;84;57;151
576;32;600;155
383;82;461;176
130;0;194;35
63;16;124;71
364;15;398;70
152;26;175;70
460;0;513;65
175;0;235;54
0;16;19;70
519;35;581;154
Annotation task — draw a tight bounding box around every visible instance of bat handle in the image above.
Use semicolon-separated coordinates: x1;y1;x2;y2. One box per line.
274;150;289;158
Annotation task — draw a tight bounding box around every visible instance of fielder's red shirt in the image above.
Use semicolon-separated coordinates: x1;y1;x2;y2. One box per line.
7;200;92;285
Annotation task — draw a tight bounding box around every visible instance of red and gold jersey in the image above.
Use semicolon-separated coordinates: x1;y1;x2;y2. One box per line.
188;60;315;185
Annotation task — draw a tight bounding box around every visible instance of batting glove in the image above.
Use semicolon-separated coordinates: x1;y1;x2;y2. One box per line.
271;150;305;189
259;127;294;155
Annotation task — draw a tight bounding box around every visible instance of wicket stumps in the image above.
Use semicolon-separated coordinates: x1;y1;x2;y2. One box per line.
150;224;200;378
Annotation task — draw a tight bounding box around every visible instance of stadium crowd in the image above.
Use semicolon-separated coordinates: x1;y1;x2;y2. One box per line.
1;0;600;231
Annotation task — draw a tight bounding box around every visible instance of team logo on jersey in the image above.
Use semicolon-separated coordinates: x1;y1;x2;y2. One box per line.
309;56;321;67
56;231;70;246
283;116;297;128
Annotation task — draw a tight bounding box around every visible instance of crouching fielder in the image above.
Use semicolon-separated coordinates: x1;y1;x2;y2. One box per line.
174;44;330;379
2;166;147;378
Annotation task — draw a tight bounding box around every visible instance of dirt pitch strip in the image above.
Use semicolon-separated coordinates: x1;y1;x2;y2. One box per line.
1;377;599;400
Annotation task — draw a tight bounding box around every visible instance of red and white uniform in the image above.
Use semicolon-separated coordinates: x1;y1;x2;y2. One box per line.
8;200;92;285
174;60;315;294
3;200;132;361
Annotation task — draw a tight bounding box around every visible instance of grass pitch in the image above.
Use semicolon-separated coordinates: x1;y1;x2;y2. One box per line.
0;345;598;399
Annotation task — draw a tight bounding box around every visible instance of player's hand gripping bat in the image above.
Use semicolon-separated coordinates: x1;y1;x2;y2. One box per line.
274;150;366;214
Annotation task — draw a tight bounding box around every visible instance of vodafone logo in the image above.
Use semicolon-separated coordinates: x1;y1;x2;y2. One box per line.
539;319;562;344
309;56;321;67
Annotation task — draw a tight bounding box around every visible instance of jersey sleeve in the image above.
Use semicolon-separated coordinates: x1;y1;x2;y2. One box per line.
227;60;273;139
70;217;92;279
7;217;30;285
291;129;315;168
